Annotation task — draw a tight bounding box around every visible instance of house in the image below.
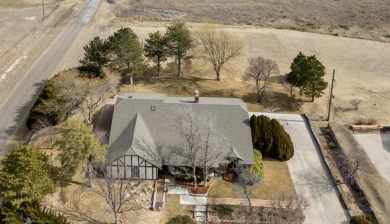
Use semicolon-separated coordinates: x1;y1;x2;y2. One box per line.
106;91;254;180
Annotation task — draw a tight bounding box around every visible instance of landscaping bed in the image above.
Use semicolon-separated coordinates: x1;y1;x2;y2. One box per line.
189;185;211;195
208;204;305;223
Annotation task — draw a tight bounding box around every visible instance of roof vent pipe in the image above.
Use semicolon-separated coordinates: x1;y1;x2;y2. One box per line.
194;90;199;103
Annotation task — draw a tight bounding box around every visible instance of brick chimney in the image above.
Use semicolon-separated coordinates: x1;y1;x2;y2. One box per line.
194;90;199;103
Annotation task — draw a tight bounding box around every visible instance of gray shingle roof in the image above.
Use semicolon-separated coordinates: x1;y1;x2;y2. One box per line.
227;147;244;160
108;93;254;166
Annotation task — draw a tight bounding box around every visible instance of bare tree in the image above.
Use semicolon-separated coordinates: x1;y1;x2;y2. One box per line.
281;81;296;104
243;56;280;103
173;108;202;188
55;73;119;124
94;128;109;145
267;193;309;223
337;147;370;185
78;75;119;124
91;163;141;224
350;98;362;110
173;107;225;188
234;166;262;214
194;24;243;81
31;117;56;148
198;117;226;186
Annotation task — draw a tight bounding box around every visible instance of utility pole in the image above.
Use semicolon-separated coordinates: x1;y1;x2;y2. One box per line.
326;69;336;121
42;0;45;20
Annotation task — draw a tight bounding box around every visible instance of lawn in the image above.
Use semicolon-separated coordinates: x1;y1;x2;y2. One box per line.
208;157;296;199
159;195;194;224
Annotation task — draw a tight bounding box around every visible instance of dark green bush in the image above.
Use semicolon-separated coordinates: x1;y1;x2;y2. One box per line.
78;65;103;77
350;214;376;224
0;201;70;224
26;70;78;130
250;115;294;161
214;204;234;219
166;215;192;224
176;173;204;182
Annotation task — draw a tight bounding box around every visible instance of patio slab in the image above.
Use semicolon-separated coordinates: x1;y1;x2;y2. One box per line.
180;195;207;205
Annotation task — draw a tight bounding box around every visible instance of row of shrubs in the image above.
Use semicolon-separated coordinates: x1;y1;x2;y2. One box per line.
350;214;377;224
0;201;70;223
175;173;205;182
250;115;294;161
26;69;79;130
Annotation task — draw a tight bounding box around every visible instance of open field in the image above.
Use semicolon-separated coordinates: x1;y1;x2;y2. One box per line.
111;0;390;42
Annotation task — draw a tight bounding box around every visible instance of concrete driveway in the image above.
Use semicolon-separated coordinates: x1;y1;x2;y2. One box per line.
249;113;349;224
354;133;390;183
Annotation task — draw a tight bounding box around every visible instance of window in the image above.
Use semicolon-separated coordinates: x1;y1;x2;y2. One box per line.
131;166;140;178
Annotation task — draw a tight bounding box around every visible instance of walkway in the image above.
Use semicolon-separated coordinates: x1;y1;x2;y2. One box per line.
208;198;274;207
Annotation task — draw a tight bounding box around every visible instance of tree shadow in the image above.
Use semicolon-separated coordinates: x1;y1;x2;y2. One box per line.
267;74;286;83
1;81;44;154
242;92;300;112
299;168;333;195
58;187;108;224
51;166;84;187
380;133;390;154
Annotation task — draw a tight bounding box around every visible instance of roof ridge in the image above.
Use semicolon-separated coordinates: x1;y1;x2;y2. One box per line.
131;113;162;168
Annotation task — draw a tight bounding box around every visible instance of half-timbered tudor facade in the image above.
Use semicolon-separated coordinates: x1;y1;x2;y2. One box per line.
106;92;254;180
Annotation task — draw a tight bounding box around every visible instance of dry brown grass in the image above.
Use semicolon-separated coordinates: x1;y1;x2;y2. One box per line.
42;177;160;223
119;63;301;113
111;0;390;42
208;158;296;199
0;0;58;8
159;195;193;224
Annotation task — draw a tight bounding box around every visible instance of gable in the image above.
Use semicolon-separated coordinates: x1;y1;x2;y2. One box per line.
108;94;254;166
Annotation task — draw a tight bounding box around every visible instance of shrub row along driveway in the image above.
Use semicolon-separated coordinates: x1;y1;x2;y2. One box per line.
249;113;349;224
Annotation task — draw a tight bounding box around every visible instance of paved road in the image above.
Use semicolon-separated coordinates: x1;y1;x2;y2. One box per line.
0;0;101;154
250;113;350;224
355;133;390;183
